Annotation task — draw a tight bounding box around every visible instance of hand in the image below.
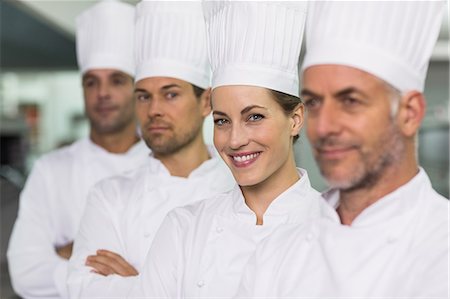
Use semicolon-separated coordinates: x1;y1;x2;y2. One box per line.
56;242;73;260
85;249;138;277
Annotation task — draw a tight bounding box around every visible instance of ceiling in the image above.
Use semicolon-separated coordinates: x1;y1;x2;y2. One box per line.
1;0;448;70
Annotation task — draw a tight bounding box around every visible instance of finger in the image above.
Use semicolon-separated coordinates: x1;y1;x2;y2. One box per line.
85;258;115;276
96;250;139;275
88;254;138;276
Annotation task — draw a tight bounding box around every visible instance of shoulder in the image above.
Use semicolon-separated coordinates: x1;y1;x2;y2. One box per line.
409;186;449;255
165;189;234;227
89;164;150;206
419;188;449;232
30;139;86;173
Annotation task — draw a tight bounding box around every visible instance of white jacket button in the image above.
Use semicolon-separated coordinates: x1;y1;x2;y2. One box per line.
197;280;205;288
216;227;223;233
305;232;314;242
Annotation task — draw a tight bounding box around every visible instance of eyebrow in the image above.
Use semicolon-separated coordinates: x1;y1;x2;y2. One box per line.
134;88;148;93
110;72;128;78
300;89;321;99
82;74;95;82
213;105;267;117
301;87;369;99
241;105;266;114
334;87;369;99
161;84;181;91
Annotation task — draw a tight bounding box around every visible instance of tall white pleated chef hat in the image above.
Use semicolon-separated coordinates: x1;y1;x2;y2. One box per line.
76;0;135;76
134;0;210;89
203;1;308;97
302;1;445;93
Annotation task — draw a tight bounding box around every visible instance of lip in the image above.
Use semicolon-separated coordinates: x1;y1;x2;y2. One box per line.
316;146;355;160
147;126;170;134
228;151;261;168
96;106;117;115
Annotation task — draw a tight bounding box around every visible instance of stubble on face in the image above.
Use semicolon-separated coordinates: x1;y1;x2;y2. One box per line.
88;104;135;135
84;71;136;135
316;116;405;192
142;118;203;157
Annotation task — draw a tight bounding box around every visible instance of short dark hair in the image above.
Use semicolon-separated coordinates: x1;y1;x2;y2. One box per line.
269;89;303;143
192;84;206;99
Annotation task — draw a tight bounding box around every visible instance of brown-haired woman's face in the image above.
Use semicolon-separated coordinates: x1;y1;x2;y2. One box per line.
211;85;302;187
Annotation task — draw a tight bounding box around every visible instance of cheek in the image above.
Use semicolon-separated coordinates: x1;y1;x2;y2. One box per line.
116;89;134;105
83;90;95;105
135;104;148;123
305;116;318;140
213;127;228;150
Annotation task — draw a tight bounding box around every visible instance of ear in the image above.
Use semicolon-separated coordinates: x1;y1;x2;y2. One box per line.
200;87;212;117
290;103;304;137
397;91;426;137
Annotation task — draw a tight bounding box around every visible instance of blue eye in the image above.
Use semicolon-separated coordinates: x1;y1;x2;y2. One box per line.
248;114;264;122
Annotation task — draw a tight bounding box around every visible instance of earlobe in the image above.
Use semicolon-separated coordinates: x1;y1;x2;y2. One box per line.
398;91;425;137
291;103;304;136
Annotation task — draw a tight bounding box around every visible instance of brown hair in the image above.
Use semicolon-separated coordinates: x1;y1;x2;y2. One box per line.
269;89;303;143
192;84;206;99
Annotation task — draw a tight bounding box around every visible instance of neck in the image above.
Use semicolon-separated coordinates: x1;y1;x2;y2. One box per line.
90;124;139;154
242;152;299;225
337;156;419;225
155;135;210;178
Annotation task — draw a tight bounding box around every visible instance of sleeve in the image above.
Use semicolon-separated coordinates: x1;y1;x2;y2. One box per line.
7;159;69;298
128;212;182;298
67;185;138;298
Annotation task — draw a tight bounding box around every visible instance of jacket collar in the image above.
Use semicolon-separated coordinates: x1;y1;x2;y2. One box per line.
231;168;323;226
322;168;432;227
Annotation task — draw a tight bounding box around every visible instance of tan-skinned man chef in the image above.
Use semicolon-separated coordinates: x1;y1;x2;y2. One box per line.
7;1;150;298
67;1;234;297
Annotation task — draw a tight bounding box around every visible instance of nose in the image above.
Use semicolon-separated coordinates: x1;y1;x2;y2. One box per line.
229;123;249;150
309;100;341;139
98;81;111;101
146;97;164;118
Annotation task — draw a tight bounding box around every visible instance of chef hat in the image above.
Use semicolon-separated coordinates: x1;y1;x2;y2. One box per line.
76;0;135;76
302;1;445;93
203;1;308;97
134;1;210;88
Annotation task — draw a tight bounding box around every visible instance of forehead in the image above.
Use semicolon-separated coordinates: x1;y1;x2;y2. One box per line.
302;65;386;94
212;85;274;109
83;68;130;79
135;77;191;91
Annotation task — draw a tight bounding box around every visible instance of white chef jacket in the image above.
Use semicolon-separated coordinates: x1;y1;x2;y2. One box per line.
133;168;324;298
7;138;149;299
67;146;235;298
236;168;449;298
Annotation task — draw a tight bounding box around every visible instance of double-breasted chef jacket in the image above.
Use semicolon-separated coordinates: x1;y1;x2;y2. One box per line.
236;168;449;298
67;146;235;298
133;168;324;298
7;138;149;298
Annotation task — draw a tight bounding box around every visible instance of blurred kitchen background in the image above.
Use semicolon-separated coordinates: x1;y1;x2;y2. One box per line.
0;1;448;298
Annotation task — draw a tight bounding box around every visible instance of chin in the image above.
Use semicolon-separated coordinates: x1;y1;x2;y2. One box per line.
321;167;352;188
232;173;262;187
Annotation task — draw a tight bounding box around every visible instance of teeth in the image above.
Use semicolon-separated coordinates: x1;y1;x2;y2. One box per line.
233;153;259;162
